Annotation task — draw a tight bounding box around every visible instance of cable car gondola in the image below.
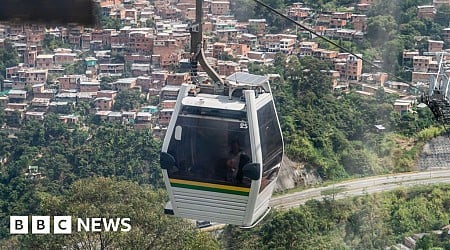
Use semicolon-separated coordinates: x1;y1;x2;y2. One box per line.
160;72;284;227
159;0;283;228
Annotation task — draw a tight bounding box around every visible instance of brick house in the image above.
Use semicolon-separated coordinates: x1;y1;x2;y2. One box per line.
113;78;137;91
36;55;55;69
428;40;444;52
131;63;151;76
279;38;295;54
54;53;76;65
413;56;433;72
25;70;48;85
95;97;114;111
58;75;82;90
351;14;367;32
135;76;153;92
394;99;414;114
129;31;154;55
334;53;363;81
79;82;100;92
217;61;239;76
417;5;436;18
31;98;50;112
210;1;230;15
160;85;180;101
443;28;450;44
166;72;190;85
99;64;125;76
153;40;182;69
158;108;173;126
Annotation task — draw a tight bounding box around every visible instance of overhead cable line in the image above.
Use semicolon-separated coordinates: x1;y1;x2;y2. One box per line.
252;0;412;85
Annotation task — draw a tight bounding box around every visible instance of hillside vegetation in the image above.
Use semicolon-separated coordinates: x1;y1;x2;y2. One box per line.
222;184;450;249
250;54;439;180
1;0;450;248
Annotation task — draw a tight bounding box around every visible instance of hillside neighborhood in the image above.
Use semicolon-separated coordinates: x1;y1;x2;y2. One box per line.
1;0;450;249
0;0;449;134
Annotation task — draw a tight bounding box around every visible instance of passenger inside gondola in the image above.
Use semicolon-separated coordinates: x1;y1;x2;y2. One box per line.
226;140;250;184
225;140;239;182
167;116;252;187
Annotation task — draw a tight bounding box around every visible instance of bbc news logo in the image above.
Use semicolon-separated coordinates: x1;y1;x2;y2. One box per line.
10;216;131;234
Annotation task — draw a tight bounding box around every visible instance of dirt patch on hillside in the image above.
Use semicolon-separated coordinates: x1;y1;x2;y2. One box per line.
393;137;415;151
275;156;322;192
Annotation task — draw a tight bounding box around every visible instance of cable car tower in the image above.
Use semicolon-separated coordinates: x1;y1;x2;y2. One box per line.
421;52;450;124
160;0;284;228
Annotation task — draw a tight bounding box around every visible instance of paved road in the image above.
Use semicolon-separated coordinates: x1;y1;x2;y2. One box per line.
270;168;450;210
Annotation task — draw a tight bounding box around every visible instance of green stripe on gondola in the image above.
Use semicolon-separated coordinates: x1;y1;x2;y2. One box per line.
171;182;250;196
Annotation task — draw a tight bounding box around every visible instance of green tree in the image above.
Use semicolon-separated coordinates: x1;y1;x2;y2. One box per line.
434;4;450;28
341;147;380;176
41;34;70;52
221;185;450;250
252;0;291;33
99;16;123;30
397;112;418;135
0;129;12;160
382;38;404;73
288;56;333;99
0;108;5;125
15;178;221;249
113;90;143;111
416;234;434;250
0;115;165;239
0;40;19;77
110;51;125;63
5;111;22;127
64;60;87;75
366;15;398;47
230;0;256;21
345;195;394;249
100;76;116;90
145;18;155;28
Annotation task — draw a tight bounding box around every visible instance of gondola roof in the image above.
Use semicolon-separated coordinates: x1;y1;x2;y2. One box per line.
226;72;270;91
182;94;246;111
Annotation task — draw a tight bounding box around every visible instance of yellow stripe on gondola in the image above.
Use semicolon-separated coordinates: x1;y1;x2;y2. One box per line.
169;178;250;195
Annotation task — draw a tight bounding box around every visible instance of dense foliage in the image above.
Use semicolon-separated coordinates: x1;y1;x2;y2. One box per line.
0;177;220;249
1;0;449;248
113;90;145;111
0;117;163;239
222;184;450;249
0;41;19;83
93;4;124;30
1;117;221;247
63;60;87;75
41;34;71;53
251;54;438;179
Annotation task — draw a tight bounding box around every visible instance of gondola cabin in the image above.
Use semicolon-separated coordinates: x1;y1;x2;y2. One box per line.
160;72;283;228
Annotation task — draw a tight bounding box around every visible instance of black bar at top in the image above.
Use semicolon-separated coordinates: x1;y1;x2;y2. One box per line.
0;0;96;25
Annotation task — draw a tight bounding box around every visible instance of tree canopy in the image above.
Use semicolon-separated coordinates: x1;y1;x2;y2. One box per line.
249;54;438;179
0;118;163;239
113;90;145;111
222;185;450;250
0;40;19;78
1;177;220;249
